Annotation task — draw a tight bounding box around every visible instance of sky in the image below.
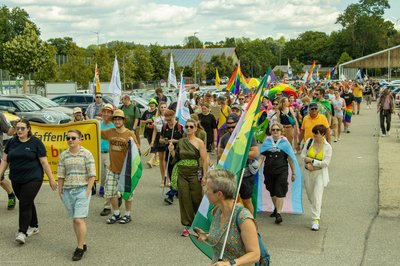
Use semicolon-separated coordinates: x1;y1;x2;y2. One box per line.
3;0;400;48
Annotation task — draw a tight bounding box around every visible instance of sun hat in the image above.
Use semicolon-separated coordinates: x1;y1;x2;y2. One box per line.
73;107;82;114
112;109;126;119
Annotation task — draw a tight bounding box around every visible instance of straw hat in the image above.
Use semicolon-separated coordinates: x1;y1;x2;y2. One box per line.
112;109;126;119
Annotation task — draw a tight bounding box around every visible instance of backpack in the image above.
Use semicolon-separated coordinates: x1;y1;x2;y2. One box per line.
236;205;270;266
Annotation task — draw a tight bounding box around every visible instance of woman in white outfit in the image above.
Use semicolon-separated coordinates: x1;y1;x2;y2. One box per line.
301;124;332;231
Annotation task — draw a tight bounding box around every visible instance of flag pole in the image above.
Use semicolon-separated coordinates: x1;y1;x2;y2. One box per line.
218;168;246;261
161;121;177;195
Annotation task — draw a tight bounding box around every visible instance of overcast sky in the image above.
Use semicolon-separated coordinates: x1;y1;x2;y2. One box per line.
3;0;400;48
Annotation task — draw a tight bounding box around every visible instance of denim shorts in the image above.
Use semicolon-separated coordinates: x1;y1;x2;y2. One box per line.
63;186;91;219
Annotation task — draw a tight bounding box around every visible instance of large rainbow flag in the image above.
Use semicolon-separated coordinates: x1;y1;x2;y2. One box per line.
226;62;247;95
189;69;271;259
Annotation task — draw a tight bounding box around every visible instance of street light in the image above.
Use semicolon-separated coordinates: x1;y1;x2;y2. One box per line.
194;32;199;85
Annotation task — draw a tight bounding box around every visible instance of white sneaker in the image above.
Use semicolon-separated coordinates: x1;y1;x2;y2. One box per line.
311;220;320;231
387;131;390;136
381;133;386;137
15;232;26;244
27;226;39;237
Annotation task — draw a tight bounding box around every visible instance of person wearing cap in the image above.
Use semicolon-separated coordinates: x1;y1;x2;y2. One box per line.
71;107;86;122
99;104;115;214
217;113;259;215
120;94;141;145
141;98;158;167
198;103;217;153
85;92;106;119
299;102;330;146
101;110;139;224
231;104;243;117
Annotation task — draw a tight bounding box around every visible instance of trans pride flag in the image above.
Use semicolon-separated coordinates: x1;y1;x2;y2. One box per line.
189;69;271;259
256;137;303;214
226;62;247;95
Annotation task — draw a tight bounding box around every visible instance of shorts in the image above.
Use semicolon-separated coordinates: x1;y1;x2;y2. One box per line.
355;97;362;104
239;175;255;200
264;171;288;197
63;186;91;219
104;171;133;201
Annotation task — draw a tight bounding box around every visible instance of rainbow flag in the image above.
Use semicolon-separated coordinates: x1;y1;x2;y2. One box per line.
326;71;331;81
189;69;271;260
226;63;247;95
93;63;101;94
118;137;142;201
330;65;337;79
306;60;316;82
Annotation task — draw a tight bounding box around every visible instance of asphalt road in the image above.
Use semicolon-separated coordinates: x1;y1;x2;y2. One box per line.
0;103;398;265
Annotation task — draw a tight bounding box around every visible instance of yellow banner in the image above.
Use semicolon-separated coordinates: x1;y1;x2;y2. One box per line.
30;120;101;181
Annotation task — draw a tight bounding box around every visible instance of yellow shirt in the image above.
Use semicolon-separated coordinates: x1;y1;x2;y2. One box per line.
307;145;324;160
302;114;329;141
353;86;363;97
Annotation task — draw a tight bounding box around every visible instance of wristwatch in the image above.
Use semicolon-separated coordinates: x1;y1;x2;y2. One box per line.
229;259;236;266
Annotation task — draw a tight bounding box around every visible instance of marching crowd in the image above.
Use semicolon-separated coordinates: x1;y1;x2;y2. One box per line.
0;80;396;264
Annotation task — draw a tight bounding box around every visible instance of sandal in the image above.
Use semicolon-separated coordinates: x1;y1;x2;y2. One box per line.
119;215;132;224
106;213;121;224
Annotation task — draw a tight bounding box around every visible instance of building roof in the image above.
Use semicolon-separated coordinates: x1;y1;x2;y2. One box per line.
339;45;400;68
162;48;238;67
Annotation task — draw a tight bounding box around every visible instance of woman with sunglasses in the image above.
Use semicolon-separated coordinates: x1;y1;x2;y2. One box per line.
259;122;301;224
0;119;57;244
168;119;208;237
301;124;332;231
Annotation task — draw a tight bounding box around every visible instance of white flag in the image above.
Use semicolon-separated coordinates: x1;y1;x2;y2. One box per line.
109;56;122;106
176;73;190;127
168;53;178;88
287;59;293;77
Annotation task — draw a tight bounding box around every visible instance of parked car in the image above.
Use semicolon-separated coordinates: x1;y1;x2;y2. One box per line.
390;80;400;85
220;76;229;84
395;92;400;108
1;110;19;145
51;94;113;113
2;94;73;116
0;97;71;124
129;95;149;115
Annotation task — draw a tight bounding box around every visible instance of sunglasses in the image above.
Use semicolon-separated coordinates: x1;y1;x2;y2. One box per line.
185;125;195;129
310;108;318;111
16;127;26;131
273;103;278;105
239;98;244;100
66;136;78;141
96;96;102;99
271;128;281;132
227;126;235;129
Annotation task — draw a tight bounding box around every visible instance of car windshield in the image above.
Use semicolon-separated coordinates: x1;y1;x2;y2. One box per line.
30;95;59;107
15;100;41;111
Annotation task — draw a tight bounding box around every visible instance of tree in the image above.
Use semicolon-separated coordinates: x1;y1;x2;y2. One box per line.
132;45;153;81
290;58;304;76
109;41;136;90
0;6;39;66
59;43;91;88
3;22;55;93
149;44;168;82
183;35;202;49
205;53;235;79
337;52;352;65
32;45;57;90
47;37;74;55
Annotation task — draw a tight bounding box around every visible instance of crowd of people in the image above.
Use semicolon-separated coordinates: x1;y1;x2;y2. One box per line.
0;79;396;264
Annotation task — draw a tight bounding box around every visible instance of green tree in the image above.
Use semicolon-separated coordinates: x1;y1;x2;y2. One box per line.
47;37;74;55
59;43;91;88
109;41;136;90
290;58;304;76
32;45;57;90
3;22;55;93
337;52;352;65
205;53;234;79
0;6;39;66
183;35;202;49
149;44;168;82
132;45;153;81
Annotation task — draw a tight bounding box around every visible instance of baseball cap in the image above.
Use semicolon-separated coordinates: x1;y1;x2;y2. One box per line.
73;107;82;114
231;104;242;112
309;102;318;109
148;98;158;106
227;113;239;123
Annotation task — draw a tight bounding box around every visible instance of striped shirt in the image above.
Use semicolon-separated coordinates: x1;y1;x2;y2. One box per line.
57;147;96;188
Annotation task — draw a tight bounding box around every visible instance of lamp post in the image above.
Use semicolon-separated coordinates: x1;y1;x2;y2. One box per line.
194;32;199;85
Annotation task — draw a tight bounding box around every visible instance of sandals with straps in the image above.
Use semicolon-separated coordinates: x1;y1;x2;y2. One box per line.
119;215;132;224
106;214;121;224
